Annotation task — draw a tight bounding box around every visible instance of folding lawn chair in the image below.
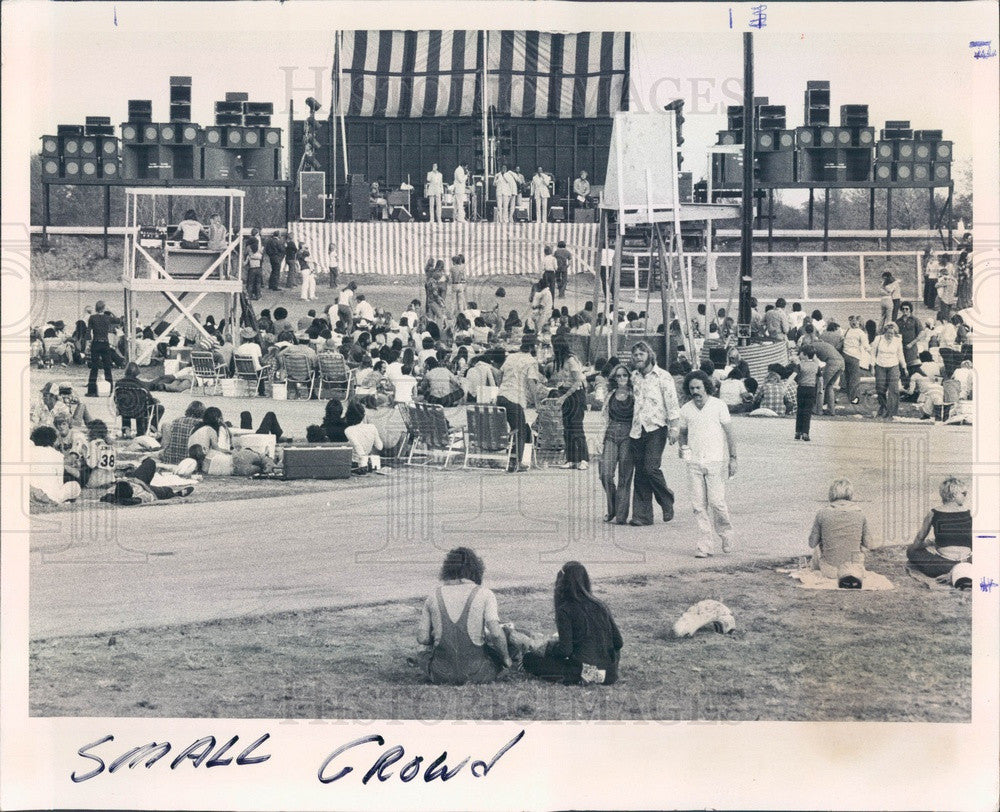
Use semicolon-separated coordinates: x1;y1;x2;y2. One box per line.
234;356;272;397
531;397;565;468
464;404;515;470
112;384;160;437
407;402;464;467
318;351;354;400
190;350;227;396
283;354;318;400
396;402;419;460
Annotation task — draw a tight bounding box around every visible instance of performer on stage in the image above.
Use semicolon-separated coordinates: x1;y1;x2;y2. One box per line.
426;163;444;223
573;171;592;210
531;167;551;223
453;163;468;223
494;164;517;223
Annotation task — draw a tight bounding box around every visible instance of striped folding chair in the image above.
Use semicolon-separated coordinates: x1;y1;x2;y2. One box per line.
190;350;227;396
408;403;464;467
234;356;272;397
464;404;515;470
318;351;354;400
283;354;318;400
530;397;565;468
396;402;419;461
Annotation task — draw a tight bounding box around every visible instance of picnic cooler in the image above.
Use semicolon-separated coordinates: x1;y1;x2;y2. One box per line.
282;444;352;480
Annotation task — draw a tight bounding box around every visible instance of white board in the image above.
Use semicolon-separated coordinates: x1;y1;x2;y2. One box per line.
601;111;679;213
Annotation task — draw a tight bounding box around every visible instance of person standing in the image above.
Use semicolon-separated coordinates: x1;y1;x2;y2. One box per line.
245;238;264;300
497;335;544;471
531;167;551;223
573;170;591;211
921;247;936;309
327;239;340;289
426;163;444;223
283;234;299;289
871;322;907;419
554;241;572;299
550;338;589;470
298;245;317;301
678;370;736;558
935;258;958;322
264;231;284;291
895;301;921;381
450;254;467;316
794;344;820;441
85;300;114;397
809;336;845;414
541;245;558;301
494;164;513;223
453;163;468;223
628;340;680;526
841;315;871;405
599;364;636;524
881;272;902;325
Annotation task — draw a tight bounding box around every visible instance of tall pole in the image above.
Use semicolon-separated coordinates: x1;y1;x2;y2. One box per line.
481;30;491;214
737;31;754;333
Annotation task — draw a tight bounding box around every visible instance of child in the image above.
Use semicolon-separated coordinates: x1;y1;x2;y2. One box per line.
298;246;317;301
795;344;820;441
880;272;901;328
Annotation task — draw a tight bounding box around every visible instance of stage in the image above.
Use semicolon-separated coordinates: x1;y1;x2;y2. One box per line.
288;220;600;277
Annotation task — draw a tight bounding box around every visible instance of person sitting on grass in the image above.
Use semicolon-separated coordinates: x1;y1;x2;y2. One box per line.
419;357;464;407
510;561;623;686
99;457;195;505
416;547;512;685
807;478;872;580
343;398;384;470
906;476;972;588
186;406;233;474
319;398;348;442
160;401;207;465
30;425;83;506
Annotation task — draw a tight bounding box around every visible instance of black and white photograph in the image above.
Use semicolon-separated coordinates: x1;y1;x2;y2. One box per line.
1;1;998;809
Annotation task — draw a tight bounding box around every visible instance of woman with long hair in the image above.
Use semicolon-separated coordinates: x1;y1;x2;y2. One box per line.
871;321;907;418
186;406;233;473
550;337;590;470
519;561;623;685
320;398;348;442
416;547;512;685
599;363;635;523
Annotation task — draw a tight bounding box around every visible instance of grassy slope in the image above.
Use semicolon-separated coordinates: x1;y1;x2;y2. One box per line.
29;547;969;722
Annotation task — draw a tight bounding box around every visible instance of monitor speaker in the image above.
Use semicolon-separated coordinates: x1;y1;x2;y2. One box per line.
874;161;893;182
61;136;81;156
42;157;62;177
935;141;953;160
180;124;200;144
895;141;915;160
142;123;160;144
912;163;931;182
121;123;141;143
102;158;119;178
203;126;225;147
548;205;566;222
63;158;81;176
875;142;894;160
81;158;100;178
932;162;951;181
392;207;413;222
41;136;59;155
895;162;914;181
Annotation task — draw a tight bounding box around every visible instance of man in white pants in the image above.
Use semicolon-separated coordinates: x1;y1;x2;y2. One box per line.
530;167;551;223
494;164;514;222
453;163;468;223
426;163;444;223
678;369;737;558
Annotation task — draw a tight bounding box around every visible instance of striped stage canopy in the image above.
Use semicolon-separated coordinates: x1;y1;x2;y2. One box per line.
289;221;600;278
334;30;629;119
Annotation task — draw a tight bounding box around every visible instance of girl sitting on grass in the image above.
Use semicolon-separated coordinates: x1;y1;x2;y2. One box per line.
508;561;623;686
907;476;973;589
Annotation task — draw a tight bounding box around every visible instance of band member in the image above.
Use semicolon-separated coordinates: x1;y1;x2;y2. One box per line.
573;171;592;209
426;163;444;223
494;164;515;223
531;167;551;223
453;163;468;223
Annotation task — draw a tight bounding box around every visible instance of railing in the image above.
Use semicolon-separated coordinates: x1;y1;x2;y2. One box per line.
618;249;924;305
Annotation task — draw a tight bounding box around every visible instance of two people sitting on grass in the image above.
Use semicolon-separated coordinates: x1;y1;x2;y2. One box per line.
416;549;623;687
907;476;972;589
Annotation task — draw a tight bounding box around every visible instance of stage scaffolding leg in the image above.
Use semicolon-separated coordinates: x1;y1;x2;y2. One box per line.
767;189;774;264
124;288;134;362
42;182;50;248
869;188;876;230
928;187;935;230
590;214;603;363
103;184;111;258
609;231;623;361
946;183;954;248
822;188;831;257
886;186;893;252
808;188;814;230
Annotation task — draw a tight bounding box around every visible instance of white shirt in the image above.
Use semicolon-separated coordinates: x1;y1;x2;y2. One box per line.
453;166;467;194
494;171;515;196
426;170;444;195
235;341;263;370
354;300;376;323
680;397;732;464
31;444;69;502
338;289;355;307
531;173;551;198
789;311;806;330
630;365;681;439
344;422;383;466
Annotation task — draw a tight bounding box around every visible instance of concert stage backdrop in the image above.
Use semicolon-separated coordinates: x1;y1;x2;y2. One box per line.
293;30;630;196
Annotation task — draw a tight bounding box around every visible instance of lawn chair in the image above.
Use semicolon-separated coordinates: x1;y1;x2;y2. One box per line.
112;384;160;437
318;351;354;400
234;355;272;397
408;403;464;467
464;405;515;470
531;397;565;468
396;402;419;461
190;350;227;396
283;354;318;399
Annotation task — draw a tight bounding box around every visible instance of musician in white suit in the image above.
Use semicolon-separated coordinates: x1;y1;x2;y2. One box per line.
453;163;468;223
426;163;444;223
531;167;551;223
494;164;516;223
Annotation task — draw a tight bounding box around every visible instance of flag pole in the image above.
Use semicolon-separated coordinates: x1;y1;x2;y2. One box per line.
481;30;490;216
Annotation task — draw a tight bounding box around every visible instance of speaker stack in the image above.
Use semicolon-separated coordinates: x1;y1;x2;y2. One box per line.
350;175;370;221
803;81;830;126
873;120;949;185
42;118;121;180
170;76;192;122
202;92;279;181
793;86;873;183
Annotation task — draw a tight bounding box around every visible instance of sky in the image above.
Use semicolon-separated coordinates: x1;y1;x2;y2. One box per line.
25;7;975;187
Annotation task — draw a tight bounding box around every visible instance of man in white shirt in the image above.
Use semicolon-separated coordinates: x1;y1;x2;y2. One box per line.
453;164;468;223
678;370;737;557
426;163;444;223
530;168;551;223
628;340;681;526
497;336;545;470
235;329;265;370
30;426;81;504
573;170;591;210
354;294;376;325
494;164;515;222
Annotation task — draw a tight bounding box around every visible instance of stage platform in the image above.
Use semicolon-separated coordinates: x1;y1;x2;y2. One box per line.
288;221;600;277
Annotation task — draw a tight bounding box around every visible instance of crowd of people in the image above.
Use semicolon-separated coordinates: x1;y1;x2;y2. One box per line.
27;235;977;684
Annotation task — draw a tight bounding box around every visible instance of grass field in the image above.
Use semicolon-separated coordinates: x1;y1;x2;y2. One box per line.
29;546;970;722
